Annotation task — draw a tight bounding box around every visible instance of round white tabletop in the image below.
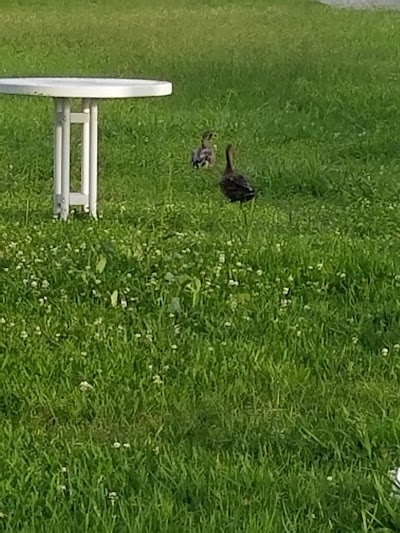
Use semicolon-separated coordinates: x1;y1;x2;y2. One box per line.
0;77;173;98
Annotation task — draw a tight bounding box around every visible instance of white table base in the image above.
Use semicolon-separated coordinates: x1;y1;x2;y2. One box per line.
53;97;98;220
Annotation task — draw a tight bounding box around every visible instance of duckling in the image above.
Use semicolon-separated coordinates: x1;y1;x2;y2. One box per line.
191;131;216;169
220;144;256;203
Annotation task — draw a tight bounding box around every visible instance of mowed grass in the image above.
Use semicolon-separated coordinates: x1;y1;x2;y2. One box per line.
2;0;400;530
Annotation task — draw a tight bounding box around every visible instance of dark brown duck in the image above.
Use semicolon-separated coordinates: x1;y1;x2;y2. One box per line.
220;144;256;203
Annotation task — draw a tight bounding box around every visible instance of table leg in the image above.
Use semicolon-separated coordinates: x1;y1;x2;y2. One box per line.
81;98;90;213
89;99;98;219
53;98;63;216
60;98;71;221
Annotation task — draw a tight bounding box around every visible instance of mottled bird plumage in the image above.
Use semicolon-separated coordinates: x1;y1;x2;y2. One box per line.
191;131;216;169
220;144;256;203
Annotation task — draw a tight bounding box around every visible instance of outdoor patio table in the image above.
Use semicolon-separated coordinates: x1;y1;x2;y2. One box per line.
0;77;173;220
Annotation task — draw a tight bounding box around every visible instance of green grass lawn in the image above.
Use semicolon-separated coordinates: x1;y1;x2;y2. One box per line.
2;0;400;530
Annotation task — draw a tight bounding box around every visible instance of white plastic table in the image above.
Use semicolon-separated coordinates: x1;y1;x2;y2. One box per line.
0;77;172;220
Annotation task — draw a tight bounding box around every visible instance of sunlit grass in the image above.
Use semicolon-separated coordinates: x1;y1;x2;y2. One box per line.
2;0;400;531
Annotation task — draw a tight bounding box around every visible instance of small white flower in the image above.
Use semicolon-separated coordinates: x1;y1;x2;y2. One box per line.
394;344;400;351
42;280;49;289
79;380;93;391
121;300;127;309
57;484;67;492
113;442;121;449
135;333;142;338
317;263;323;270
219;253;225;264
21;330;28;339
236;262;242;267
171;344;177;350
382;348;389;356
282;287;290;296
108;491;119;502
228;279;238;287
123;443;130;449
153;446;160;455
288;275;294;282
352;336;358;345
153;374;163;385
224;321;232;327
327;476;333;482
304;304;311;311
256;269;263;276
60;466;67;473
31;281;38;288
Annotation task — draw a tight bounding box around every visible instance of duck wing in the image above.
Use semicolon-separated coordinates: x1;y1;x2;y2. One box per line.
220;172;256;202
191;148;202;168
192;147;215;169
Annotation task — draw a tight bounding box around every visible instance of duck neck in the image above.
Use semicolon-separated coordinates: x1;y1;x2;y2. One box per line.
225;149;233;172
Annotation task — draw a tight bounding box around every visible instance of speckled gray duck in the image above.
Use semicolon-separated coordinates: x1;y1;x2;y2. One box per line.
191;131;216;169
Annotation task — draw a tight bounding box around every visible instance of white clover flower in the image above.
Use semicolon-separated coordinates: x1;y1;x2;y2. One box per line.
79;380;93;391
219;253;225;264
113;442;121;449
282;287;290;296
256;269;263;276
153;374;163;385
382;348;389;356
